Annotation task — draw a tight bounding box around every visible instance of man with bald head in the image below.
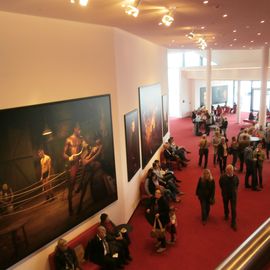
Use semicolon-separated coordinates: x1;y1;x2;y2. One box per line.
219;164;239;231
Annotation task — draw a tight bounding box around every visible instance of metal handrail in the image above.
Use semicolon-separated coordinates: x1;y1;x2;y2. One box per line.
216;218;270;270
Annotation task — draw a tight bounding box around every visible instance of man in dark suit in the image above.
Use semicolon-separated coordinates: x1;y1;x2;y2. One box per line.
219;165;239;231
85;226;125;269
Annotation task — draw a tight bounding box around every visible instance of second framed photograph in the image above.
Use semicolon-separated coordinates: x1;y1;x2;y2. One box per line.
124;109;140;181
139;83;162;168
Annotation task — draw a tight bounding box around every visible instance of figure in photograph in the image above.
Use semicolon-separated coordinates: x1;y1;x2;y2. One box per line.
0;183;14;214
38;149;54;201
63;123;86;216
77;137;103;214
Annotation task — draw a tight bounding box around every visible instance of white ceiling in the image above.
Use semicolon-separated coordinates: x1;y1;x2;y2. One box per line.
0;0;269;51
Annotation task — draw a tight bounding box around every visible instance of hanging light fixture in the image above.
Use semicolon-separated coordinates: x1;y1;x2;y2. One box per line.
42;122;53;136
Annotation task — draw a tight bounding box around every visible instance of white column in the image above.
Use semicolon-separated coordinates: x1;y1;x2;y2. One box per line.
237;81;241;123
206;48;212;112
259;45;269;127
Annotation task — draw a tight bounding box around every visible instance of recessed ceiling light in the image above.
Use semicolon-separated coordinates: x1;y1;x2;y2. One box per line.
214;42;218;46
212;36;215;40
203;0;208;4
201;26;205;29
233;38;237;41
229;44;233;47
260;20;265;24
242;45;246;48
233;29;237;33
79;0;88;6
70;0;75;3
222;14;228;18
250;40;254;43
265;42;268;45
257;32;261;36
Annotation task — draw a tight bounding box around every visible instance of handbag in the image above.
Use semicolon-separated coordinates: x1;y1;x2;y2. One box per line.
210;197;215;205
150;217;166;238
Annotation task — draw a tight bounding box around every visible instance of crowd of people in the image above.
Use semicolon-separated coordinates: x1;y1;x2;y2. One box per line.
52;105;270;267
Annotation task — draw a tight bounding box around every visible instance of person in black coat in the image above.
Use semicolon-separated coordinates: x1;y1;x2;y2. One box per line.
196;169;215;225
54;238;81;270
146;188;170;253
219;165;239;231
217;137;229;174
85;226;126;270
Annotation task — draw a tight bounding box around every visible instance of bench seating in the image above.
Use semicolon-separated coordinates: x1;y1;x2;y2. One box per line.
48;223;100;270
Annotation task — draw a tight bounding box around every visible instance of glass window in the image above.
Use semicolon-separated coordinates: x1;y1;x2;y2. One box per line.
240;81;252;112
184;52;201;67
168;52;183;68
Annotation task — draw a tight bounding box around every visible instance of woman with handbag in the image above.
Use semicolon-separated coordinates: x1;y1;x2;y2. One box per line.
146;188;170;253
196;169;215;225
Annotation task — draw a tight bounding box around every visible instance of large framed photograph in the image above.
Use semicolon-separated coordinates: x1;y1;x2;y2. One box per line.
124;109;140;181
200;85;228;106
0;95;117;268
162;95;169;137
139;84;162;168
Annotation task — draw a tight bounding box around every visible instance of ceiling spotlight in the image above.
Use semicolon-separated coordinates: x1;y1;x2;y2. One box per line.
161;7;175;27
257;32;261;36
125;5;139;17
250;40;254;43
260;20;265;24
203;1;208;4
186;32;195;39
197;37;207;50
233;29;237;33
123;0;141;17
79;0;88;6
233;38;237;41
70;0;88;6
161;14;174;26
222;14;228;18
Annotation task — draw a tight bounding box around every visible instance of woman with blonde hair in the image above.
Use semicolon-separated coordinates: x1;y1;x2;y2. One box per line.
196;169;215;225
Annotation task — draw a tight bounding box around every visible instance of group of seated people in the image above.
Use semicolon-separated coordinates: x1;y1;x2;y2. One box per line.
54;213;132;270
163;136;191;170
144;160;183;203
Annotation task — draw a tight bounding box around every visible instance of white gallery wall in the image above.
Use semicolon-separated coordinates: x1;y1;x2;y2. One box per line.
0;11;168;270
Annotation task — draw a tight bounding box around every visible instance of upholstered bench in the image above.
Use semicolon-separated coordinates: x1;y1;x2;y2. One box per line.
48;223;100;270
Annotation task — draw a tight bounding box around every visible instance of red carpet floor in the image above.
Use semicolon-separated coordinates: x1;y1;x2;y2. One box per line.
126;113;270;270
